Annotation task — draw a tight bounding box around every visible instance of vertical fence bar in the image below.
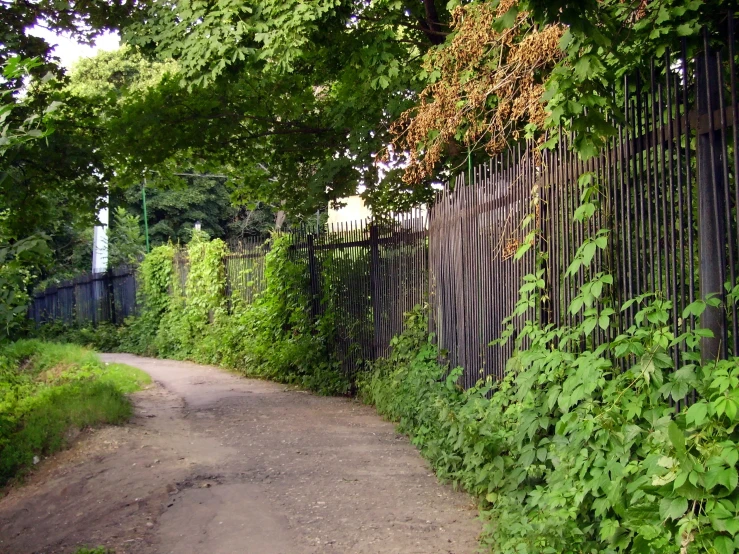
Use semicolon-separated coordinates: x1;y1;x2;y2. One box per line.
306;234;321;322
697;37;728;362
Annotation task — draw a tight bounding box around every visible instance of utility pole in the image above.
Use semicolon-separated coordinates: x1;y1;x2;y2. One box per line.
92;198;109;273
142;177;150;253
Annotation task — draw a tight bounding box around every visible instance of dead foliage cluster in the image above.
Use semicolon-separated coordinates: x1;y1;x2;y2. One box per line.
389;1;564;185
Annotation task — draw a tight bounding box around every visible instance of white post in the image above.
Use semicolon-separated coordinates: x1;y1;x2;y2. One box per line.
92;201;109;273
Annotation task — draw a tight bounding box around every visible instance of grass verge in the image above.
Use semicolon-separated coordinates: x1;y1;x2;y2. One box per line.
0;340;150;486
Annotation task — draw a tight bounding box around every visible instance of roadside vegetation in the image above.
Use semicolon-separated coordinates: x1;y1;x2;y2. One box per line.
360;292;739;553
119;232;348;395
3;0;739;553
0;340;150;485
32;206;739;552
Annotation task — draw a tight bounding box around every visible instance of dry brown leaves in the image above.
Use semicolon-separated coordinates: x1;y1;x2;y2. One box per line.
389;1;564;185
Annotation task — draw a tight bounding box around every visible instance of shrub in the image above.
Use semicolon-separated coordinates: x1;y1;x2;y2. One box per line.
117;232;349;395
119;243;175;355
360;291;739;554
34;321;124;352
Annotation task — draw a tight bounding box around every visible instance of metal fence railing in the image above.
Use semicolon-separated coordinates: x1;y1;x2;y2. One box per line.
428;17;739;385
288;211;428;378
29;17;739;386
31;265;138;327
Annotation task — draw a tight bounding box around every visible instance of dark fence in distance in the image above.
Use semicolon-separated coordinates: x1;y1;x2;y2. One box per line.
225;237;269;307
29;18;739;386
31;266;138;327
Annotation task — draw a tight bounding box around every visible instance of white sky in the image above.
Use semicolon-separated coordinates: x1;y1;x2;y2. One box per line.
27;27;120;70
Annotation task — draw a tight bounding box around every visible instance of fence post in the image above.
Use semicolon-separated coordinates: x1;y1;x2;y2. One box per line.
107;270;117;325
369;224;382;359
306;234;321;321
696;43;727;363
88;275;96;327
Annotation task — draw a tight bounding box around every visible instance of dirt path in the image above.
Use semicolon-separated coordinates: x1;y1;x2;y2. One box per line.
0;355;481;554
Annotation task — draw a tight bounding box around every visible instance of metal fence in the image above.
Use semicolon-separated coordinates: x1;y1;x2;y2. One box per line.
428;18;739;385
30;266;138;327
225;237;268;307
29;17;739;386
288;211;428;377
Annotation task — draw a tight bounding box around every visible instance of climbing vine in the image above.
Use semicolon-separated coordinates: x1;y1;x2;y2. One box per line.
218;233;347;394
360;177;739;553
117;232;347;395
119;243;174;355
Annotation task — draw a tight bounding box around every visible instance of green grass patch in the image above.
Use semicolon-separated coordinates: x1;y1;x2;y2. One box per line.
0;340;150;486
98;362;151;393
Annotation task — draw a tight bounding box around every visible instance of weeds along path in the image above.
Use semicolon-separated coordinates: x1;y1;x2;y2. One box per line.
0;354;480;554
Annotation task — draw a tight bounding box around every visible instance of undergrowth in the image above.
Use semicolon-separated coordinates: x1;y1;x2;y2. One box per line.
114;232;349;395
359;174;739;554
32;177;739;552
0;340;150;485
33;321;124;353
359;299;739;553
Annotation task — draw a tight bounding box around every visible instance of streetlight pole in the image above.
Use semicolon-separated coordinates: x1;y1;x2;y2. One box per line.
142;177;150;253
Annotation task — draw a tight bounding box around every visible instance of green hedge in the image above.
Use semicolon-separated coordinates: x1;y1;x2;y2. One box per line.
117;232;348;395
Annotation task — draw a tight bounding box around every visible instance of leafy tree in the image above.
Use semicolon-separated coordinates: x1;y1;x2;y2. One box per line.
0;57;56;155
391;0;724;181
121;176;234;245
0;0;145;86
226;202;275;239
103;0;457;214
107;207;145;266
1;52;108;244
0;233;51;339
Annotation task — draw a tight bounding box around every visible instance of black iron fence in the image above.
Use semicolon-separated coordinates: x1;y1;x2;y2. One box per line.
288;212;428;377
225;237;268;307
30;265;138;327
428;18;739;385
29;17;739;385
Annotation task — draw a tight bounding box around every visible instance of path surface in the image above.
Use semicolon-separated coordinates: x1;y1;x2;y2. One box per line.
0;355;480;554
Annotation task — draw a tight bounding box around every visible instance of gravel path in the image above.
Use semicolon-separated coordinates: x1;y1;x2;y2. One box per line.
0;354;481;554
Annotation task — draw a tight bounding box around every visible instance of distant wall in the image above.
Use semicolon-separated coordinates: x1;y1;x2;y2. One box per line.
327;196;372;226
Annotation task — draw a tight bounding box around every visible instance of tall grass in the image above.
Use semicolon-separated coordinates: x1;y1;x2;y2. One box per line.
0;340;150;485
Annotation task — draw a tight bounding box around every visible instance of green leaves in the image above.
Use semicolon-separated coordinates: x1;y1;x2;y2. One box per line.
573;53;606;81
667;421;685;457
361;238;739;554
117;0;434;215
566;230;609;278
659;496;687;521
494;5;519;31
120;232;349;393
714;536;735;554
686;401;708;427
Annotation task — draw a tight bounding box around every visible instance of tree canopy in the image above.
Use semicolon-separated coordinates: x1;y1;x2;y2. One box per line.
102;0;456;213
54;0;720;215
0;0;733;297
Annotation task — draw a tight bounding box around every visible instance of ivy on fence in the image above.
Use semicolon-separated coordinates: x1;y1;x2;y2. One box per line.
117;232;348;395
359;174;739;554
